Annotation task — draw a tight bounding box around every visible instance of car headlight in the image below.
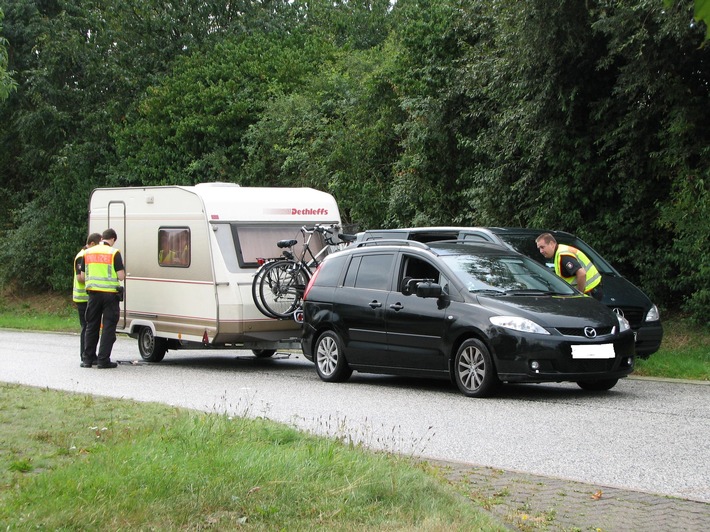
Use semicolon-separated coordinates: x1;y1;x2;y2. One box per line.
616;313;631;332
490;316;550;335
645;304;660;322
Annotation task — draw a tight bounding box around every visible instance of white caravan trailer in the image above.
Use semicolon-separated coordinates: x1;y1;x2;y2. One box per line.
88;183;341;361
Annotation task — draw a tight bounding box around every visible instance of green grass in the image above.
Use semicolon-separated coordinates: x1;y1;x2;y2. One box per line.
0;384;502;530
633;319;710;381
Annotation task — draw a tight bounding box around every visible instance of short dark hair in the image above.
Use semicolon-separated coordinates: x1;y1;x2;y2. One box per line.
536;233;556;245
102;228;118;241
86;233;102;246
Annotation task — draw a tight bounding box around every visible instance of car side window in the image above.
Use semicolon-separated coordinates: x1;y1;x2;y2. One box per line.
400;255;449;294
345;254;394;290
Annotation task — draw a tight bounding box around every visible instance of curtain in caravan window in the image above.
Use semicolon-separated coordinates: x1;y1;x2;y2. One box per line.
232;225;326;268
158;228;191;267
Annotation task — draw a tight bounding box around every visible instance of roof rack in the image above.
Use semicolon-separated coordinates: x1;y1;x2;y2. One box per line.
356;239;431;250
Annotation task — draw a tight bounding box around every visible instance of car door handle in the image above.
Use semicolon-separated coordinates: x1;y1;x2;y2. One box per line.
369;300;382;309
389;302;404;311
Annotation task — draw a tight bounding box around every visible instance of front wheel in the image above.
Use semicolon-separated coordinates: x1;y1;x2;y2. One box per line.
137;326;168;362
453;339;500;398
577;379;618;391
314;331;352;382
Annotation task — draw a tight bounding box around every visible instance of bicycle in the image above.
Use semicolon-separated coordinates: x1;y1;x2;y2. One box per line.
252;224;355;319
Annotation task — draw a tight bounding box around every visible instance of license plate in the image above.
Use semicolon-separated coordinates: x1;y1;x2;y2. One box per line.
571;343;615;359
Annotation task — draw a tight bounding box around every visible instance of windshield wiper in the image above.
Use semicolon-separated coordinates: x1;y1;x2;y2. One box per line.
504;289;555;296
470;288;506;296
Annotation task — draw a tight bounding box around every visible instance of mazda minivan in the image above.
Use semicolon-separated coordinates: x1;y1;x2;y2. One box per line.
301;240;635;397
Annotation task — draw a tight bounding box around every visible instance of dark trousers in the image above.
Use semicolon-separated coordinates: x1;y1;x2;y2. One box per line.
76;302;89;361
83;291;120;364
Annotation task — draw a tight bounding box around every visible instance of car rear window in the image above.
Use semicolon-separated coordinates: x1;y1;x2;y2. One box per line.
314;254;347;287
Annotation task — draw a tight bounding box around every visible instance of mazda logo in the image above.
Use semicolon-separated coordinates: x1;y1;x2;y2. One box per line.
584;327;597;339
612;308;625;318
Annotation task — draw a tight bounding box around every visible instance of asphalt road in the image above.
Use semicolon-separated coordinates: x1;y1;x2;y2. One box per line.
1;330;708;503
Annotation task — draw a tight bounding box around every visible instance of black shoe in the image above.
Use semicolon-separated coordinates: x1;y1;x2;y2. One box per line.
96;361;118;369
80;362;93;368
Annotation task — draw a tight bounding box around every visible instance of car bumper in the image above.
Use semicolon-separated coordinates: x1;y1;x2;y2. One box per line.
491;331;635;384
301;323;317;362
634;321;663;358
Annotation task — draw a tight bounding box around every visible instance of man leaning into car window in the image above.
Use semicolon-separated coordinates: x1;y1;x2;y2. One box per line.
535;233;603;301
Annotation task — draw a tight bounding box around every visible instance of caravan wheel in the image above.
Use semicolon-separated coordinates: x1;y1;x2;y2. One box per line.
138;327;168;362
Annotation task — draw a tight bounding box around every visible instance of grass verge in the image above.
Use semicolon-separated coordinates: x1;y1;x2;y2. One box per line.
0;384;503;530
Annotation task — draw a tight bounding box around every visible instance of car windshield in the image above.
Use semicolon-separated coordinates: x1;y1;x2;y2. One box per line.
440;252;577;295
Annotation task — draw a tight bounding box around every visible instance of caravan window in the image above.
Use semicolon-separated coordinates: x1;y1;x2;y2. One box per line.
158;228;191;267
231;225;327;268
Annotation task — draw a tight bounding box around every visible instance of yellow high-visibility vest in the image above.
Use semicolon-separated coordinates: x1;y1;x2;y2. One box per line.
72;248;88;303
84;243;120;293
554;244;601;293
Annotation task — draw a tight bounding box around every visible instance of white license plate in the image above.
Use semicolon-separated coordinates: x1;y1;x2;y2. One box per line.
571;343;615;359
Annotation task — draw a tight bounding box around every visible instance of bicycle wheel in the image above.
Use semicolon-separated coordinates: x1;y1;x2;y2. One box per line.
258;261;310;319
252;262;280;319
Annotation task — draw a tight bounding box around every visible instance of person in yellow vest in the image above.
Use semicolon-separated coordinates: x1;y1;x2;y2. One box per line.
81;228;125;368
535;233;603;301
73;232;102;363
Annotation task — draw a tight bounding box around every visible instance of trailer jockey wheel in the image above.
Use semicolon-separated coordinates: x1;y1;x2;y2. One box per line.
138;326;168;362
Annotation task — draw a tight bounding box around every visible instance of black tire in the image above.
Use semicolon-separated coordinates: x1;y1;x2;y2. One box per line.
258;261;309;319
453;339;500;398
577;378;619;391
314;331;352;382
137;326;168;362
252;349;276;358
252;263;279;319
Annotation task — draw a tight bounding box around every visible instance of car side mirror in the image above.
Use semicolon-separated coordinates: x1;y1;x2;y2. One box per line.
415;281;443;298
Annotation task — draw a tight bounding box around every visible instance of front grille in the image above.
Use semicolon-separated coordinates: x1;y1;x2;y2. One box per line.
556;326;614;337
607;306;644;328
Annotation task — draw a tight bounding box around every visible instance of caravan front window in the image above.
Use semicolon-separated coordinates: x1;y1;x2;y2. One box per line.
231;225;327;268
158;228;191;267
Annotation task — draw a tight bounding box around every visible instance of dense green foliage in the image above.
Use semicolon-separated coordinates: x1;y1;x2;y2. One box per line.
0;0;708;322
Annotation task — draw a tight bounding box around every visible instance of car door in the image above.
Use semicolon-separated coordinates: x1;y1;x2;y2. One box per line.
333;252;395;365
384;253;449;371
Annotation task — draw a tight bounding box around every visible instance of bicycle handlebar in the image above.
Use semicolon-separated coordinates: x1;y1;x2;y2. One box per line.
301;224;337;234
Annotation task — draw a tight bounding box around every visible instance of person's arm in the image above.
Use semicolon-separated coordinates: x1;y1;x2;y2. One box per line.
575;267;587;293
114;252;126;282
75;257;85;283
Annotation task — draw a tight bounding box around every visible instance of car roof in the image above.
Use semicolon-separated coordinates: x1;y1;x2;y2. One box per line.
360;226;575;238
349;238;518;257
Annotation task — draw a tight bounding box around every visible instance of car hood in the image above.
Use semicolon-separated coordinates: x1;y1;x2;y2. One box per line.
599;273;652;309
475;294;618;329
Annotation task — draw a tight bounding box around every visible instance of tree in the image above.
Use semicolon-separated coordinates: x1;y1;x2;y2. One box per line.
242;45;403;227
0;8;16;101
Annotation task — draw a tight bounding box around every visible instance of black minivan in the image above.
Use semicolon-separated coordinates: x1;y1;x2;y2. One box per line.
356;227;662;358
301;240;635;398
